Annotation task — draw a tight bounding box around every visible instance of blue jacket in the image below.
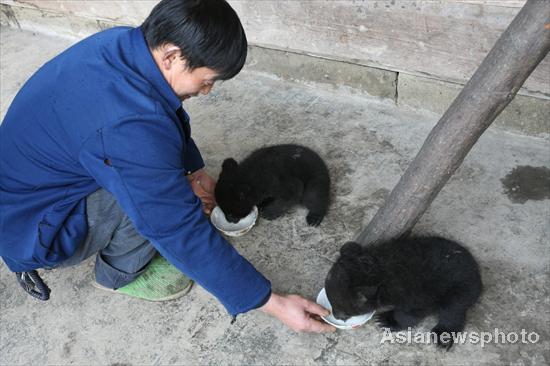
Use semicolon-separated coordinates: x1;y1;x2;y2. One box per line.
0;27;271;316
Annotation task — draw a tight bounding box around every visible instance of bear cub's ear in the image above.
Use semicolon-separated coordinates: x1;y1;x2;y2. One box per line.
340;241;363;257
222;158;239;171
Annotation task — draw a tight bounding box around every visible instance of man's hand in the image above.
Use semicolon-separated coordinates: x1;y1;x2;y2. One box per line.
187;168;216;215
260;292;336;333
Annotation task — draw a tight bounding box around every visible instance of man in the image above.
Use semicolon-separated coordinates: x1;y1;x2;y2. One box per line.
0;0;334;333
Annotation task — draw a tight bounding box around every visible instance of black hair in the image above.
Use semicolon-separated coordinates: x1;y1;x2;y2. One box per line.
141;0;247;80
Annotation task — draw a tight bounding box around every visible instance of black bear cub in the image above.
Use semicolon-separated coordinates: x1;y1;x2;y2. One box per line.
215;144;330;226
325;236;482;349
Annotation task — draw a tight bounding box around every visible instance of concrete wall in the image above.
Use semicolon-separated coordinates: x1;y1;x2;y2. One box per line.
1;0;548;136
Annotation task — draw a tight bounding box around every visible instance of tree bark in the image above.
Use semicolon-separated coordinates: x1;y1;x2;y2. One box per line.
357;0;550;246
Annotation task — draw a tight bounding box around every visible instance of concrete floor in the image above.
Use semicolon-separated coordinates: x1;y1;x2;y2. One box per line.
1;27;549;366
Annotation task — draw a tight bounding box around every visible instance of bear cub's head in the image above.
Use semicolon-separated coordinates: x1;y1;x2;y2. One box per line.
325;242;382;320
215;158;257;223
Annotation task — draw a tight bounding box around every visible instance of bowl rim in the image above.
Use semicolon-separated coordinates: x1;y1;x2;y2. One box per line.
316;288;375;330
210;206;258;234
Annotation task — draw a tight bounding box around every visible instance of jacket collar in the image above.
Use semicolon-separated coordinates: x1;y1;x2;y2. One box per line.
129;27;182;112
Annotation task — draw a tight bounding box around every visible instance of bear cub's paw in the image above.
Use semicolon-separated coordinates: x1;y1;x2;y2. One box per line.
431;325;457;351
375;311;404;332
306;212;324;227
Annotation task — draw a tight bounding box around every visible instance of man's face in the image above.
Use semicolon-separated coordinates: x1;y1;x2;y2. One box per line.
154;45;219;101
170;60;219;101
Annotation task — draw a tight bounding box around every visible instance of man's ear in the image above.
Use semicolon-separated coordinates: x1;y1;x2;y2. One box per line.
161;45;181;71
222;158;239;171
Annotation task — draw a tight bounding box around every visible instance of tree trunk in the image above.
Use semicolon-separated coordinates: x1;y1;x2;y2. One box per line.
357;0;550;246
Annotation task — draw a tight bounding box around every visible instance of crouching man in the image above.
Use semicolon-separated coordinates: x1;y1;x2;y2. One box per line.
0;0;334;333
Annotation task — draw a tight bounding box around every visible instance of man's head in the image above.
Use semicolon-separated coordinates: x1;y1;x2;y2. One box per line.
142;0;247;100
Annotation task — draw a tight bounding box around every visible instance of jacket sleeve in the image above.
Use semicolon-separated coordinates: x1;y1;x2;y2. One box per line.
184;137;205;174
78;115;271;316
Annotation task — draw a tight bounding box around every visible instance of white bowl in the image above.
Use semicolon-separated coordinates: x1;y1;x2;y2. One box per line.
210;206;258;237
316;288;375;330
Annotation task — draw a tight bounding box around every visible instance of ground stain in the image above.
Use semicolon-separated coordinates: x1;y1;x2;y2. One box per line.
501;166;550;203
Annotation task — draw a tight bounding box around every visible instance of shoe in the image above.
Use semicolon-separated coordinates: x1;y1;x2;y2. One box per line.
92;254;193;302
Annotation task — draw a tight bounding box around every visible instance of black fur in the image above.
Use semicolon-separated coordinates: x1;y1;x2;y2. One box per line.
325;237;482;350
215;144;330;226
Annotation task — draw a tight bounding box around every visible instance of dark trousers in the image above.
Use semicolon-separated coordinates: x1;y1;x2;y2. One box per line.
58;189;157;289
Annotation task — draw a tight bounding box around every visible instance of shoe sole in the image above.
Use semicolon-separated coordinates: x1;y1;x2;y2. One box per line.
91;280;193;302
